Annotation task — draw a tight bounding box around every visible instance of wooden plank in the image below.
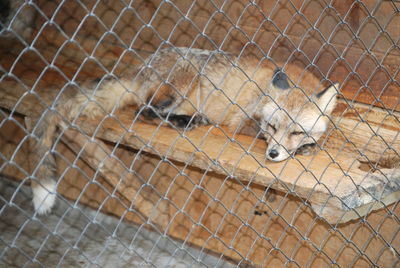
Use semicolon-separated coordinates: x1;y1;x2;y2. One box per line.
17;0;399;110
142;155;400;267
1;115;398;266
2;111;399;266
112;151;400;267
1;80;399;224
5;0;400;109
74;105;400;224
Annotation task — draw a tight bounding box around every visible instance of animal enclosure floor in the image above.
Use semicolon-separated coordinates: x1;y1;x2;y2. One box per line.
0;177;235;268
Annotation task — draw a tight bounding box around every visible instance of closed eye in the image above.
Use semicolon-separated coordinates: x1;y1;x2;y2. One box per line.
267;123;276;132
291;131;305;136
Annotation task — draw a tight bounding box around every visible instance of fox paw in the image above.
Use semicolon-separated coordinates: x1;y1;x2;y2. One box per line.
168;114;209;130
191;114;210;126
139;108;209;130
296;143;318;156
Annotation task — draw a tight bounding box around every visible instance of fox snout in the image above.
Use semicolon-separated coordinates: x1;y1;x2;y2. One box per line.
266;143;292;162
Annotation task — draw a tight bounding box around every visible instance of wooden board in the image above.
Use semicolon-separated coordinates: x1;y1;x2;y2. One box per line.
1;113;399;266
1;1;399;265
13;0;398;110
1;78;399;224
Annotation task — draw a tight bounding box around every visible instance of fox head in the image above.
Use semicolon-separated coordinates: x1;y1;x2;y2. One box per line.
261;69;338;162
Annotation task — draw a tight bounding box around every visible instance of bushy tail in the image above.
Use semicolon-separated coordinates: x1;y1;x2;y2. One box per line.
29;111;59;214
30;78;140;214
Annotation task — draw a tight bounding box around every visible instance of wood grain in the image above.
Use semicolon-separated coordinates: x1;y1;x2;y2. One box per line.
1;115;398;266
26;0;400;110
1;0;399;264
1;79;399;224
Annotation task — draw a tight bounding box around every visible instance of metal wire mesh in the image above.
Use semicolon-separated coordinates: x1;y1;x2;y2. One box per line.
0;0;399;267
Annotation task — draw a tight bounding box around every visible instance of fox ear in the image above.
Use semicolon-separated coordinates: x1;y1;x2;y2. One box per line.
272;68;290;89
316;83;339;114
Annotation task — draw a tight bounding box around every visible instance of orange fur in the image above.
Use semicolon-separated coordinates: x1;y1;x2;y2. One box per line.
31;47;338;214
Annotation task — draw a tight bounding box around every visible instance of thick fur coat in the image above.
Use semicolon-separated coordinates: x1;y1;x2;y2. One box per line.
31;47;338;214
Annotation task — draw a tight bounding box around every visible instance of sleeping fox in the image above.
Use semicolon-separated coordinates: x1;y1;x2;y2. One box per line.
31;47;338;214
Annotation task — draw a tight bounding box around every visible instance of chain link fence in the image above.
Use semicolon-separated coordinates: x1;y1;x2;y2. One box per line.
0;0;399;267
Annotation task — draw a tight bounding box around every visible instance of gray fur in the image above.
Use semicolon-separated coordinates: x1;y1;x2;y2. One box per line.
272;68;290;90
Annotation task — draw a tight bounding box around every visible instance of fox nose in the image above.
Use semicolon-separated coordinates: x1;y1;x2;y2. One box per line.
268;149;279;159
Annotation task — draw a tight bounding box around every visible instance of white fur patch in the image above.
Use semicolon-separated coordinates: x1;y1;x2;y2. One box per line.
297;113;327;133
32;180;56;215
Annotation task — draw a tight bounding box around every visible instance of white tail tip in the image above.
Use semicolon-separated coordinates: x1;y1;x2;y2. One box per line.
32;180;57;215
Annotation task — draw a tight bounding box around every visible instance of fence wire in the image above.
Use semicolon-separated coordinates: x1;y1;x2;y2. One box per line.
0;0;399;267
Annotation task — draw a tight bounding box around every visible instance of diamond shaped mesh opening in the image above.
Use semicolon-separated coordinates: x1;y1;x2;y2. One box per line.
0;0;399;267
